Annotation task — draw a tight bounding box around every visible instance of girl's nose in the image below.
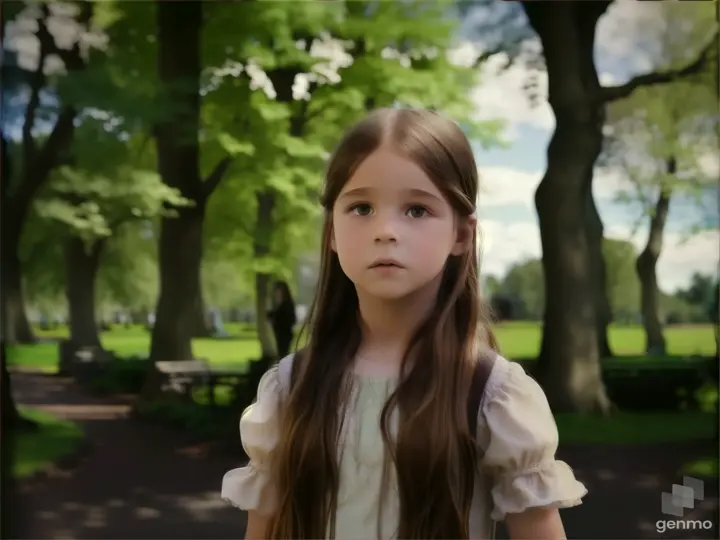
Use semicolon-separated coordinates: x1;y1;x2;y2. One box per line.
373;215;398;243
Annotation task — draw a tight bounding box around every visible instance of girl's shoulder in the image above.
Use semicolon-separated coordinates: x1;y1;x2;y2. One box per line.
479;353;549;413
275;352;296;396
250;353;295;402
475;353;560;454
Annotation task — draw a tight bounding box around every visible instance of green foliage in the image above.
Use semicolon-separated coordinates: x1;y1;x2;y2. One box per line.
201;0;500;287
497;258;544;320
602;239;641;322
20;207;66;311
96;221;159;313
671;272;719;323
601;1;718;232
202;256;254;311
494;239;642;322
18;0;503;314
35;122;190;245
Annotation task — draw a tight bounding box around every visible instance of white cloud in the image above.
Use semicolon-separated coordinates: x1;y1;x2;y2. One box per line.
476;165;630;210
479;220;541;277
595;0;665;70
477;166;541;208
469;52;554;140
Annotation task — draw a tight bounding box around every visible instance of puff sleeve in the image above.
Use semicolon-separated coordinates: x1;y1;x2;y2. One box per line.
221;361;287;516
479;359;587;521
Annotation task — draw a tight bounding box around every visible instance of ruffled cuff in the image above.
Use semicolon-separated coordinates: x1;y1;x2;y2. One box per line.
490;460;587;521
221;464;278;516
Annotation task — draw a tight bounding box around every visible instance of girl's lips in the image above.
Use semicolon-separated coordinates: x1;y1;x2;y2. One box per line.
370;258;404;268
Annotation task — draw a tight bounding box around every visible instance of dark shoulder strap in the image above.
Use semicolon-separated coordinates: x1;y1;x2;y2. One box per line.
467;349;497;440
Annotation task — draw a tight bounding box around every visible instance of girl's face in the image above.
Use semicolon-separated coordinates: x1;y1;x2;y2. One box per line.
331;148;472;301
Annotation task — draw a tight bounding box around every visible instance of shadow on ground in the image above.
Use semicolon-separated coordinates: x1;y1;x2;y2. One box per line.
12;373;719;539
13;373;247;539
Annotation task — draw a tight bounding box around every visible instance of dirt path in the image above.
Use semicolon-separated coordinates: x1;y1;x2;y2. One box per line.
12;372;718;539
12;372;247;539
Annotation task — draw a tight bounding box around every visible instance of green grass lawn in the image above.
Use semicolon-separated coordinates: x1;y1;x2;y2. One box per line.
13;407;85;478
8;323;261;373
493;321;716;358
7;322;716;373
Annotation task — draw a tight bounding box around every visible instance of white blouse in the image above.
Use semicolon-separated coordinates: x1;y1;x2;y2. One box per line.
221;353;587;538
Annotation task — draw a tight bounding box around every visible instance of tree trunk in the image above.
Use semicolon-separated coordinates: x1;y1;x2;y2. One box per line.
65;236;104;348
144;2;232;398
1;341;37;432
637;181;672;356
1;338;36;540
149;209;205;363
524;3;612;413
1;134;35;345
1;233;35;345
146;0;204;373
191;288;211;337
585;187;613;359
0;5;92;345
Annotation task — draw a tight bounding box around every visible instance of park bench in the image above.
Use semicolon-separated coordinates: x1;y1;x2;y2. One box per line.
155;359;248;405
156;359;211;397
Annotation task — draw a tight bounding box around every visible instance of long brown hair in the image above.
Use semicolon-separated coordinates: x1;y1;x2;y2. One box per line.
268;108;498;539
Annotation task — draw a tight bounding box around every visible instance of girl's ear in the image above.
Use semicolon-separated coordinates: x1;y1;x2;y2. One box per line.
450;215;476;256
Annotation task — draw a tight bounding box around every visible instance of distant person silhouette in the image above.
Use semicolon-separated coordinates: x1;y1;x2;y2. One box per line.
268;281;296;358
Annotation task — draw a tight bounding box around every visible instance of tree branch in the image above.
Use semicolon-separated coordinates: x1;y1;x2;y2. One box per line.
472;44;509;69
14;1;94;211
599;29;719;104
202;156;233;198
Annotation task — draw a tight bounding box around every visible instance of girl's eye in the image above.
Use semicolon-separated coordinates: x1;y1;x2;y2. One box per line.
350;203;372;216
407;205;429;218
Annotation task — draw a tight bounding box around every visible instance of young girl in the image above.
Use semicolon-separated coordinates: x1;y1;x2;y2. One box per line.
222;108;587;539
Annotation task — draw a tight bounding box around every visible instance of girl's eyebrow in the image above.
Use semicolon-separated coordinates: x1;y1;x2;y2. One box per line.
338;186;443;203
405;188;443;203
338;187;373;201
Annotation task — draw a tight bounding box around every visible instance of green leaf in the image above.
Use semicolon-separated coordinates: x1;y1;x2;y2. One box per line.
217;132;256;157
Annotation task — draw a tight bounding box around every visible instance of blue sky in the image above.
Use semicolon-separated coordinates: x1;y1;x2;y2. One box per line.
465;0;719;292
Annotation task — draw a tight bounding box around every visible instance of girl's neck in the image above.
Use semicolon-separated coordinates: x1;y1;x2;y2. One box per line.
354;277;441;372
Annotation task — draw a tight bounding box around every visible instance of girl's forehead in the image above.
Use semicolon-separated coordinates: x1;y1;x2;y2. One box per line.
340;149;444;199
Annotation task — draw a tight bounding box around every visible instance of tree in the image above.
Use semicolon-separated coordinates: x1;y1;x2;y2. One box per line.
196;1;501;360
35;123;187;349
516;1;717;412
147;0;234;370
676;273;719;318
601;239;640;324
2;1;96;344
253;1;498;357
96;222;159;321
498;259;544;320
600;1;718;355
1;131;38;435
